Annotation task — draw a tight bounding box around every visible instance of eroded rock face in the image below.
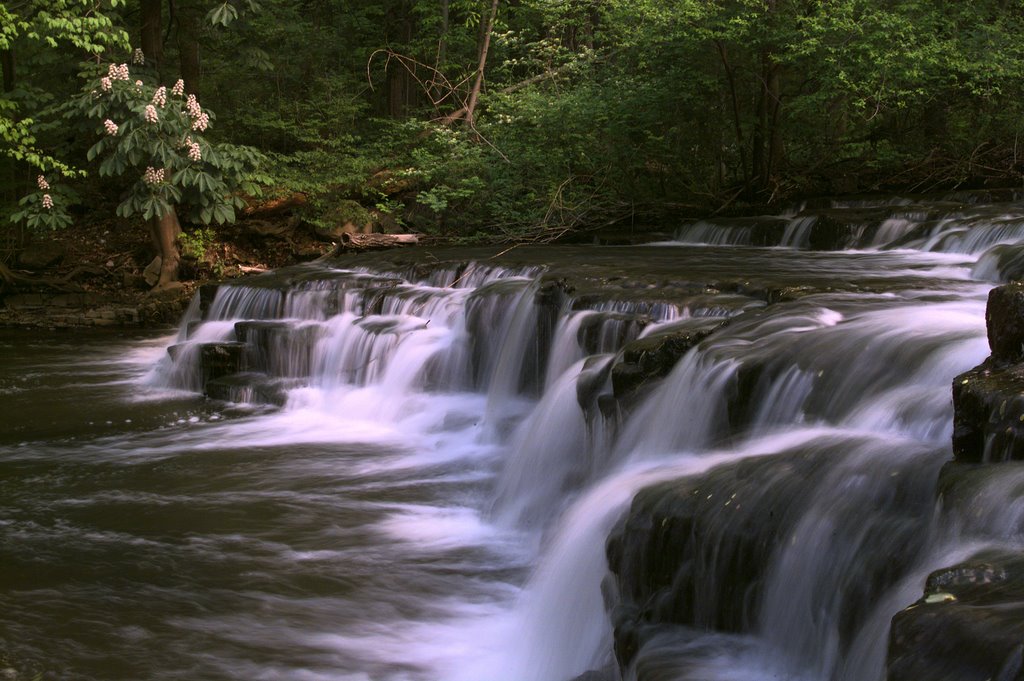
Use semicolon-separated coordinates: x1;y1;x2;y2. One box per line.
888;551;1024;681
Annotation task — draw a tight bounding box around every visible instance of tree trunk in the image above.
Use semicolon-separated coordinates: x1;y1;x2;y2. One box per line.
440;0;449;66
386;0;414;118
1;49;13;92
177;1;202;95
465;0;499;126
140;0;164;70
337;233;419;252
151;210;182;289
765;62;783;186
714;39;749;188
751;0;782;193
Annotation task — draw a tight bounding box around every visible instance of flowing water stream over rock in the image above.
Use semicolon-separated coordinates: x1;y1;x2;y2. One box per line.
4;195;1024;680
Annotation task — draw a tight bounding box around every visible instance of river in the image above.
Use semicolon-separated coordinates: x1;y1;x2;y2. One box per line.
1;195;1021;680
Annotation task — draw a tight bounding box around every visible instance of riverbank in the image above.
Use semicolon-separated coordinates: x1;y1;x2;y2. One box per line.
5;187;1022;330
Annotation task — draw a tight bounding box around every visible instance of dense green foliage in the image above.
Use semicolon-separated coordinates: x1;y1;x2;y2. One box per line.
3;0;1024;241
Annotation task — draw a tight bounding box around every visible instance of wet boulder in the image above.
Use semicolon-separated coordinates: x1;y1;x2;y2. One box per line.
198;283;220;317
607;439;941;675
888;551;1024;681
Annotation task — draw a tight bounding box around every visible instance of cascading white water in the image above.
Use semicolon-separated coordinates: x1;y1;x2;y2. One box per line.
11;198;1024;681
142;230;995;681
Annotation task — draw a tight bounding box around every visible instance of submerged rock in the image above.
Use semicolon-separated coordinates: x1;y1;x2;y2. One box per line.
606;443;938;673
611;319;726;398
204;372;293;405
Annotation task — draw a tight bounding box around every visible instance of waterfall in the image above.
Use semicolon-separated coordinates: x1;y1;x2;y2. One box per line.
109;195;1021;681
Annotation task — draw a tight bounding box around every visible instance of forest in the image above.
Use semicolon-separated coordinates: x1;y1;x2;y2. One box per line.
3;0;1024;270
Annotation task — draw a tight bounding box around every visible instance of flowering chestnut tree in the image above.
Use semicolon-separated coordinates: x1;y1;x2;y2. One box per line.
75;60;266;289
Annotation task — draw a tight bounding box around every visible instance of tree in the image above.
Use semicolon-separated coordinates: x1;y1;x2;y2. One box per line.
74;61;266;288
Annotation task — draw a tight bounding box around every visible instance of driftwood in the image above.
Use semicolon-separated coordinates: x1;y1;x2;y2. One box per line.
336;233;419;253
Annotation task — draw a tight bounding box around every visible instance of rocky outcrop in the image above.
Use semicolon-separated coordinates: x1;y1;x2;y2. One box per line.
167;341;245;393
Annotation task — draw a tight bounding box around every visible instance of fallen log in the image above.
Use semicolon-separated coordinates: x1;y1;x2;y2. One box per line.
336;233;419;252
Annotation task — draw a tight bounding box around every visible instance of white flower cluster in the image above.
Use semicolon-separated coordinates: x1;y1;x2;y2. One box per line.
42;194;53;210
37;175;49;191
100;77;112;92
188;141;202;162
144;104;159;124
108;63;130;81
184;94;209;131
143;167;165;185
135;79;143;89
132;48;145;65
171;79;185;97
152;86;167;107
104;119;119;135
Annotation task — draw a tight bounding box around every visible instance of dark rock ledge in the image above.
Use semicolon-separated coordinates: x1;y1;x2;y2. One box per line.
888;282;1024;681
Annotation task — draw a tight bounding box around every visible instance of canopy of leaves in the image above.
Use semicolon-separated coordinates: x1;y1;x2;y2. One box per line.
5;0;1024;238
